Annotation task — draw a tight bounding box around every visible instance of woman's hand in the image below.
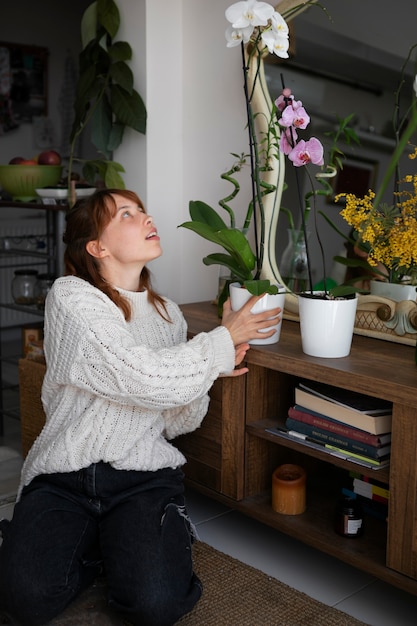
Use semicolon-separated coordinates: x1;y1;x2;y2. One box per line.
221;296;282;346
220;342;250;378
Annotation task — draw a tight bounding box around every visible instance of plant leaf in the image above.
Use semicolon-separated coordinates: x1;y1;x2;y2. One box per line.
91;95;113;156
243;280;279;295
81;2;98;48
106;123;125;152
108;41;132;62
189;200;229;230
179;221;256;275
97;0;120;38
104;161;126;188
109;61;134;94
110;85;147;134
203;253;251;282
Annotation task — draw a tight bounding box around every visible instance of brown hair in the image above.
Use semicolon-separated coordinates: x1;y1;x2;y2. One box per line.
63;188;170;321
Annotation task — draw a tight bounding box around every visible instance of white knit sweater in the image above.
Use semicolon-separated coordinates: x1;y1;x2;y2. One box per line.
18;276;235;496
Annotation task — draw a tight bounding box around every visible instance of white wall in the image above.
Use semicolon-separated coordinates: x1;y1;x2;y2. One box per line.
116;0;251;304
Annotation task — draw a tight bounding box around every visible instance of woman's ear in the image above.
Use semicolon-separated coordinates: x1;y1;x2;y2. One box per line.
86;240;106;259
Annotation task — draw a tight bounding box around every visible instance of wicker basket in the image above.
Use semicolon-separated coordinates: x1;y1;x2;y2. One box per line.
18;358;46;458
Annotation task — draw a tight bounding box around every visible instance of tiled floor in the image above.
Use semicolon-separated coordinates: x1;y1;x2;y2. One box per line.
2;397;417;625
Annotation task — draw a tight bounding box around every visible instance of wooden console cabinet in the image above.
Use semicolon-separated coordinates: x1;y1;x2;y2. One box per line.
178;301;417;596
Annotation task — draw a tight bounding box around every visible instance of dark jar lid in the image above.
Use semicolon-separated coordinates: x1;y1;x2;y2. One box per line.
37;273;56;281
13;269;38;276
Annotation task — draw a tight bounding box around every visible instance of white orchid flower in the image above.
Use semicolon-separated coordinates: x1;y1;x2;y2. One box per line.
271;11;289;36
225;0;274;29
414;74;417;97
225;24;254;47
261;30;289;58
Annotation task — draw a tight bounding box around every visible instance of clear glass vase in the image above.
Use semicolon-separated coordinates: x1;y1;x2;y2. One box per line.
280;228;309;292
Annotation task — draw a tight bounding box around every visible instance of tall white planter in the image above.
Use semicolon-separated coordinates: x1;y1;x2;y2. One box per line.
229;282;286;345
298;293;358;358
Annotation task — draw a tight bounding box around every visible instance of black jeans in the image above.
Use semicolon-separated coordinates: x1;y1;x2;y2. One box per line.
0;463;202;625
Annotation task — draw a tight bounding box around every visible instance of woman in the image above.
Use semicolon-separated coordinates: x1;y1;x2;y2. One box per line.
0;189;280;625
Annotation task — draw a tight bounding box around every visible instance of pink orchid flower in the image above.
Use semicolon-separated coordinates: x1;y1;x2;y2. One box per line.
275;93;292;112
280;105;310;129
288;138;324;167
279;128;298;155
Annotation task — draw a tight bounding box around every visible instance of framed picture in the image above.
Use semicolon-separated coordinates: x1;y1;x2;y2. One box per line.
21;322;44;356
330;156;378;202
0;42;48;123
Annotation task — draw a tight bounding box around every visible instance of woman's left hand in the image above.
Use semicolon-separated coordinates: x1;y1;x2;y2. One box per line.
220;343;250;378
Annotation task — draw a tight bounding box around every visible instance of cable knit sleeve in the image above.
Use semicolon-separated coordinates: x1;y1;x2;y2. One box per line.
43;278;235;411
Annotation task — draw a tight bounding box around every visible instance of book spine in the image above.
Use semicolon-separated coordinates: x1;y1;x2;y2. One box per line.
285;417;390;460
288;406;385;446
294;388;392;435
325;444;389;466
353;478;389;501
341;488;388;521
265;427;389;470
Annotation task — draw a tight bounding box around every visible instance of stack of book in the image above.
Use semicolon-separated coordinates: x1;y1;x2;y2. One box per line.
283;380;393;470
341;471;389;521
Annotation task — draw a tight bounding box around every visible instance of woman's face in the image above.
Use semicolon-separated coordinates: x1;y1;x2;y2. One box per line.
95;193;162;269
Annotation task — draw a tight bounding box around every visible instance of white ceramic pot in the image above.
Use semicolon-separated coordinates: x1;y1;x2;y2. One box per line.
370;280;417;303
229;282;286;345
298;292;358;358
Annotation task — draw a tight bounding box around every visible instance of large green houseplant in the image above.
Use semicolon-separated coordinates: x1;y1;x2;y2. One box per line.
67;0;147;203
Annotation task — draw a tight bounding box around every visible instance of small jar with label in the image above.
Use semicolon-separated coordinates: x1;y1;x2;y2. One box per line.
334;497;363;538
11;269;39;305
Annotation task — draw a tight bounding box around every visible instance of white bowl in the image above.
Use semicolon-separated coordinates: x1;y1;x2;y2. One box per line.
35;187;96;200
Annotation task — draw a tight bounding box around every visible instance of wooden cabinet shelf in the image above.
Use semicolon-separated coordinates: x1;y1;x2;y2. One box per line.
247;418;390;483
178;301;417;596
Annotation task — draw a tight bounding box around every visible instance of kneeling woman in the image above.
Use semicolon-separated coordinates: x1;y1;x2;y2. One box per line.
0;189;280;625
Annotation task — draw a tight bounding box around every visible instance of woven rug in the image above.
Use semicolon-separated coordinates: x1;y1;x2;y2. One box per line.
0;542;368;625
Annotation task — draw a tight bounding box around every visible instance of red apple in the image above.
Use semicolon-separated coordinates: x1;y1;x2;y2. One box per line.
19;159;38;165
37;150;62;165
9;157;25;164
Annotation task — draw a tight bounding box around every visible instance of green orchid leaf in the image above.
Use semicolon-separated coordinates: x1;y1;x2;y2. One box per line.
110;85;147;134
216;229;256;272
333;254;388;280
189;201;229;230
179;221;256;274
243;280;279;295
329;285;362;298
333;255;370;269
203;253;251;282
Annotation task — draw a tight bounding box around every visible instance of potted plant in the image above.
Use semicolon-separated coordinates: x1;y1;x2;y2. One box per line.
275;77;364;357
66;0;147;205
335;48;417;296
331;48;417;342
179;0;320;324
179;0;363;355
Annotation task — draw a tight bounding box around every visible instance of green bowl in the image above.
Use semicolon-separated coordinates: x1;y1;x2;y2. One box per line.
0;165;63;202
